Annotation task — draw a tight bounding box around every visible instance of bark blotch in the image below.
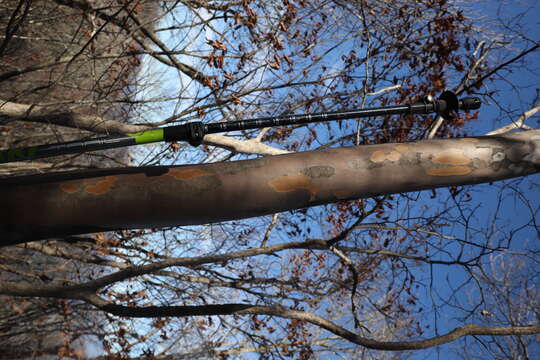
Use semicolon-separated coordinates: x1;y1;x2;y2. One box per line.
59;183;81;194
211;158;268;175
394;144;410;152
491;150;506;163
426;166;472;176
268;173;319;201
370;150;401;163
302;165;335;179
431;149;471;166
84;176;118;195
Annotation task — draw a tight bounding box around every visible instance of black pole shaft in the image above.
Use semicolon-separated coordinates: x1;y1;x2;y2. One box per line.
0;93;481;164
205;103;432;134
0;135;136;164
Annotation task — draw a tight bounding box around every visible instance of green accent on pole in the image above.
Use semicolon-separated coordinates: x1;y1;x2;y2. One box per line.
0;146;38;162
127;129;164;145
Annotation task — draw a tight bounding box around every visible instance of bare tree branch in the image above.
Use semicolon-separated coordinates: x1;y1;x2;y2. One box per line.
486;101;540;135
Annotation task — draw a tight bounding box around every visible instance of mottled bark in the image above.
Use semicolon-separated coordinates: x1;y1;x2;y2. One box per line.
1;130;539;245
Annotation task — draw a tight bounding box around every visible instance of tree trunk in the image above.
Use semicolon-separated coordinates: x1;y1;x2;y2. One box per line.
1;130;539;245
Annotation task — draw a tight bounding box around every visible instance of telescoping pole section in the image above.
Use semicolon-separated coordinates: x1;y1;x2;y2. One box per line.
0;91;480;163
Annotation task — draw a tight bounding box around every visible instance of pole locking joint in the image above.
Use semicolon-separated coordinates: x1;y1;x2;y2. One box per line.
436;91;481;120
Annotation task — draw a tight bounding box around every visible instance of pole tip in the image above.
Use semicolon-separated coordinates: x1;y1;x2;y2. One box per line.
459;97;482;111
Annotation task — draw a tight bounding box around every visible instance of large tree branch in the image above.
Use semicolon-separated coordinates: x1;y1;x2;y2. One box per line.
3;130;538;244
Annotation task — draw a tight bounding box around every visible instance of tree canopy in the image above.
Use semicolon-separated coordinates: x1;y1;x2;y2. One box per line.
0;0;538;358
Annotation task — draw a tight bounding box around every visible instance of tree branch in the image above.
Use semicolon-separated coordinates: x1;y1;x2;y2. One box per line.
53;0;210;85
1;277;537;351
462;42;540;94
80;294;540;351
0;99;149;134
203;134;290;156
486;101;540;135
1;238;475;300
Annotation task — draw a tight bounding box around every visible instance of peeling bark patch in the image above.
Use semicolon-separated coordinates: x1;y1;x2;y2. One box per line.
269;173;319;201
431;149;471;165
492;151;505;162
168;168;215;180
302;166;335;178
370;150;401;163
523;143;540;164
213;158;267;175
426;167;472;176
394;145;409;152
166;168;222;193
60;183;80;194
84;176;118;195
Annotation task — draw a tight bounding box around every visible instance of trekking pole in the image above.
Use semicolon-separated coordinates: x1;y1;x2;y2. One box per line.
0;91;480;163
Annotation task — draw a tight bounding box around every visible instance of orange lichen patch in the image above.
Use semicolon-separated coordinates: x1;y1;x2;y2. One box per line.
426;166;472;176
432;149;471;166
60;183;81;194
394;145;409;152
460;137;479;142
370;151;386;162
168;168;215;180
84;176;118;195
370;150;401;163
334;190;353;199
387;151;401;162
269;173;320;201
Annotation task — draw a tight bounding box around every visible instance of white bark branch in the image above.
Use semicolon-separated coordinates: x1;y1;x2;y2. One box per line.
486;101;540;135
203;134;290;156
0;99;148;134
424;114;444;139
